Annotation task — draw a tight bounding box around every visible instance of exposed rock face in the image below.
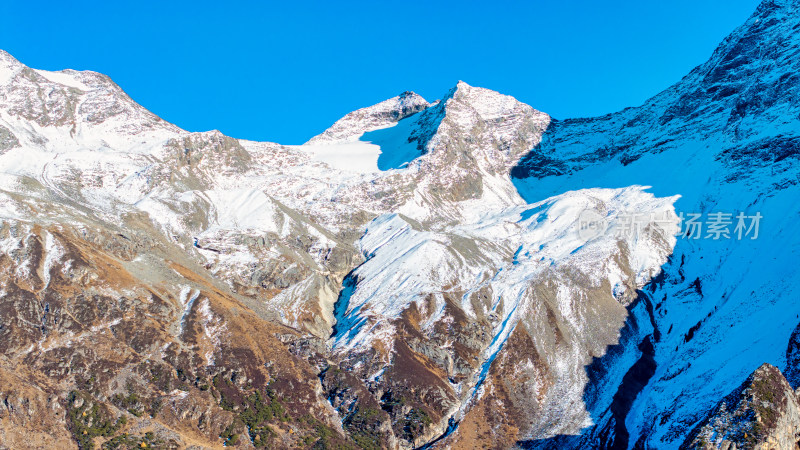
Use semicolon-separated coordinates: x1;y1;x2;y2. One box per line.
0;48;676;448
0;221;345;449
784;323;800;390
331;188;678;447
307;91;431;144
683;364;800;450
507;0;800;448
0;124;18;152
513;0;800;184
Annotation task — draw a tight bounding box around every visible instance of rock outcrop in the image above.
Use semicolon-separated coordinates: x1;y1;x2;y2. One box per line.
683;364;800;450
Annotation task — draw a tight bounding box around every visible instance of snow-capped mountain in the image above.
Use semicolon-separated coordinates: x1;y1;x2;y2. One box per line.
511;0;800;447
0;0;798;448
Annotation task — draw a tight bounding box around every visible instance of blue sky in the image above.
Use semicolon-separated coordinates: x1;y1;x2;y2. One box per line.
2;0;760;144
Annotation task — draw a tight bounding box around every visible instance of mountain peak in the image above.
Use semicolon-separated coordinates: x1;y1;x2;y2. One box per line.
756;0;800;13
436;80;474;104
0;49;181;149
398;90;423;102
440;80;530;117
0;49;19;63
454;79;472;91
425;80;545;136
306;91;430;144
0;49;24;85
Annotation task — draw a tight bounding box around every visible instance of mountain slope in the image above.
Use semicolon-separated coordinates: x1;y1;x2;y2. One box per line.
512;0;800;447
0;49;679;448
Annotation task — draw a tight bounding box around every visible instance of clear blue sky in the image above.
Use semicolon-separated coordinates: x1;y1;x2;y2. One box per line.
2;0;760;144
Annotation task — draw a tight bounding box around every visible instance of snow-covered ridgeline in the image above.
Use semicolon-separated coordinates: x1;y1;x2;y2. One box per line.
333;186;679;363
